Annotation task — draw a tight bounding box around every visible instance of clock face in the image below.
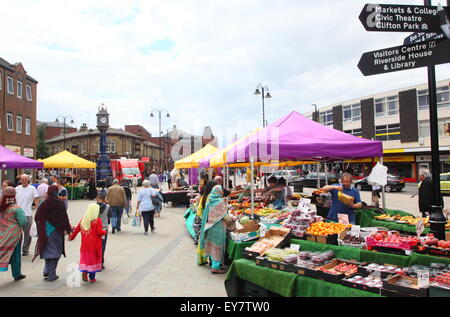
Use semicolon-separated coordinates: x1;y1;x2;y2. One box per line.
100;117;108;124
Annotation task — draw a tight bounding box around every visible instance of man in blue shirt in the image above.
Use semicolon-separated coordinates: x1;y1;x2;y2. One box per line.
321;173;362;224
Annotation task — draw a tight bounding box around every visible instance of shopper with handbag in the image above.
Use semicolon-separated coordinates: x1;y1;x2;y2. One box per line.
96;190;110;269
136;180;158;235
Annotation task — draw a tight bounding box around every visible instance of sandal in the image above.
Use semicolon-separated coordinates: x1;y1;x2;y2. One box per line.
82;272;88;282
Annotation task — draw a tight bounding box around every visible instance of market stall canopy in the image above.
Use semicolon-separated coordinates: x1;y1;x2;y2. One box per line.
0;145;43;169
40;150;96;169
226;111;383;164
199;129;261;168
174;144;218;169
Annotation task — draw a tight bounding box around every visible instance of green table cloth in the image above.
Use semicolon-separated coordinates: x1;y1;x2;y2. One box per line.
227;240;256;261
64;186;87;200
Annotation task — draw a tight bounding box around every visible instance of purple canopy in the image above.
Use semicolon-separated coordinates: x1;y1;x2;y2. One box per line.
226;111;383;163
0;145;43;169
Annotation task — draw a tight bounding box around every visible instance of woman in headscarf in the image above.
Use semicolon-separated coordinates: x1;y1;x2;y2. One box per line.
195;180;217;252
198;185;235;274
33;185;72;281
0;187;27;281
86;177;98;200
69;203;107;283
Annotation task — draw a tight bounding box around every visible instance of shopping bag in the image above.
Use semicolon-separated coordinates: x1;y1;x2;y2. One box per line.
122;212;129;225
131;210;141;227
30;222;38;238
366;162;388;186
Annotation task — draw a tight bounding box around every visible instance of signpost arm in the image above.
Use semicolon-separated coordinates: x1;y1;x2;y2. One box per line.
425;0;446;240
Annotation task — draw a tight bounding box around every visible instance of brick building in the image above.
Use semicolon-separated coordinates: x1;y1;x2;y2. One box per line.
0;57;38;183
37;120;77;140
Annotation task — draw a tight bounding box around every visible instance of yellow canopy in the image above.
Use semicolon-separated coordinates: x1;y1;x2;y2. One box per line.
174;144;219;169
40;150;97;169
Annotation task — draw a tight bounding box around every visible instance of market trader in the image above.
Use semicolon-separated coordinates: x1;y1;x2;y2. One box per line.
321;173;362;224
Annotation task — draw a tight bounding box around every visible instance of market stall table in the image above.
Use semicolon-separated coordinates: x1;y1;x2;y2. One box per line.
224;238;450;297
161;191;192;207
65;185;87;200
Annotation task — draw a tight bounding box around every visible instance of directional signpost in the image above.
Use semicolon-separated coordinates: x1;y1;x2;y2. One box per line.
358;2;450;240
358;38;450;75
359;3;449;33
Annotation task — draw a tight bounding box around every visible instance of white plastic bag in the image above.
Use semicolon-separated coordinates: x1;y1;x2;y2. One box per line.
366;162;388;186
122;212;129;225
30;222;38;238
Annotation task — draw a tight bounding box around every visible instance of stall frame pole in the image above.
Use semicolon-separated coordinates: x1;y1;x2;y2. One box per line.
380;157;386;210
317;163;321;189
251;158;255;220
325;163;328;186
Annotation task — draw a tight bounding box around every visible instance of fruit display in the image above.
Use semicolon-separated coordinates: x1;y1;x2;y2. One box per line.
306;222;350;236
283;209;320;237
366;231;419;250
243;207;280;217
422;234;450;249
341;234;366;246
401;263;449;279
245;238;278;255
361;263;402;275
431;271;450;289
265;248;299;262
344;275;383;289
320;262;359;276
260;210;292;224
296;250;335;267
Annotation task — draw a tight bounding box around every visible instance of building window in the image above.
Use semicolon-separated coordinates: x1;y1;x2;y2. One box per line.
16;116;22;134
419;118;450;138
17;80;22;99
99;138;116;153
26;85;32;101
6;113;13;131
343;103;361;122
418;86;450;111
0;72;2;90
319;110;333;126
344;128;362;137
7;76;14;95
375;124;401;141
375;95;398;117
25;118;31;135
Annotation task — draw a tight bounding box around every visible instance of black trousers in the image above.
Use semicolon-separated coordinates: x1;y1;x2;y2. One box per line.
141;210;155;232
102;233;108;264
43;258;59;280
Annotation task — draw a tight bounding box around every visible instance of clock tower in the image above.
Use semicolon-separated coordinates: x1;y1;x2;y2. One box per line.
96;103;112;182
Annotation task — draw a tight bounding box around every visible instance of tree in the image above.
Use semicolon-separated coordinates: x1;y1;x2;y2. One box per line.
36;125;49;159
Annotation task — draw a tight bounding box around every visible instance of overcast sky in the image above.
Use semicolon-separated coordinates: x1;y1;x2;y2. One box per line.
2;0;450;147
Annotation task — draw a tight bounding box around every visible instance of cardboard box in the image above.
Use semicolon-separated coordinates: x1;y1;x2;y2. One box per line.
429;284;450;297
340;278;381;294
255;256;269;268
358;263;399;279
446;231;450;242
241;227;291;259
380;288;420;297
383;274;429;297
314;259;361;283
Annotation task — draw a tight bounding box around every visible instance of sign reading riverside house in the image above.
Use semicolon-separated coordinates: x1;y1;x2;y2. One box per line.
358;38;450;76
359;4;449;33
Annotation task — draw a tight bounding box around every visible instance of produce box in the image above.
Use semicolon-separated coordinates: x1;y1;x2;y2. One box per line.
241;227;290;259
340;276;382;294
429;284;450;297
383;274;429;297
338;239;366;249
358;263;401;279
313;259;361;283
255;256;269;268
266;259;293;272
229;220;260;243
366;235;418;251
380;289;421;297
415;246;450;258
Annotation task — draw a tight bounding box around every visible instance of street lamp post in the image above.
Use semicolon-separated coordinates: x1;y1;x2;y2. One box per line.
55;115;75;151
150;108;170;173
254;84;272;127
312;104;319;122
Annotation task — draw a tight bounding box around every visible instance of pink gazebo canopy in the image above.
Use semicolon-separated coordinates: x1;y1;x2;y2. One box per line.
0;145;43;169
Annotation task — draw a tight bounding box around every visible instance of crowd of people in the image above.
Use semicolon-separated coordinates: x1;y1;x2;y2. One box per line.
0;171;164;284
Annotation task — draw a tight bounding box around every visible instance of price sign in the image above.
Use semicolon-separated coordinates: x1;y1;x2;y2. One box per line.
338;213;350;225
290;244;300;252
351;225;361;238
416;218;425;238
417;270;430;288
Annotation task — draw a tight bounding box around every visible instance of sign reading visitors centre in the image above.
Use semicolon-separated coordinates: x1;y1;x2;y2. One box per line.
358;38;450;76
359;4;449;33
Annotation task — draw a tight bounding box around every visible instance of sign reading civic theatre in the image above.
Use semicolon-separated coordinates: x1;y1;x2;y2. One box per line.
358;3;450;76
359;4;449;33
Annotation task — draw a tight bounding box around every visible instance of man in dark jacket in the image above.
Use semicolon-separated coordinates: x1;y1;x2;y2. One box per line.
418;168;444;217
121;179;132;217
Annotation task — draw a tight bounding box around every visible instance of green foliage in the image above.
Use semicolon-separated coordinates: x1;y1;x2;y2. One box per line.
36;125;49;159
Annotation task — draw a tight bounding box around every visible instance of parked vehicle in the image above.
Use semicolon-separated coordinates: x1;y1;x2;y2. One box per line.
110;159;143;185
354;174;405;192
268;170;302;185
294;172;339;188
440;172;450;194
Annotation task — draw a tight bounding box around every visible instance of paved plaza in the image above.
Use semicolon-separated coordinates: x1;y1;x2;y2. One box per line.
1;182;449;297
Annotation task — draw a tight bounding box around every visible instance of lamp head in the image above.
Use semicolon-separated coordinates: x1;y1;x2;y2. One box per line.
265;92;272;99
166;113;170;118
55;118;59;123
254;88;261;95
150;113;154;118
